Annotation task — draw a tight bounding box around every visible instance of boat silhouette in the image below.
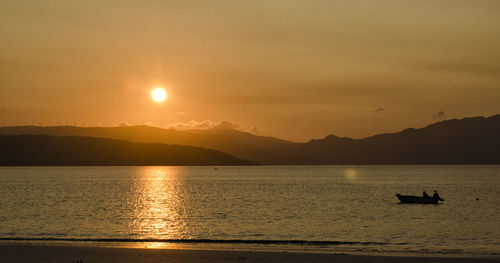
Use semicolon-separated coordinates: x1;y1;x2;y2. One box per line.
396;192;444;204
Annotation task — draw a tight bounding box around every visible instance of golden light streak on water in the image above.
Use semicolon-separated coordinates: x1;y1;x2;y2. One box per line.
129;242;183;249
128;166;187;240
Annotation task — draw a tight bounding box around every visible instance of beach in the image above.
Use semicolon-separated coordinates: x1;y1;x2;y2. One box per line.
0;243;499;263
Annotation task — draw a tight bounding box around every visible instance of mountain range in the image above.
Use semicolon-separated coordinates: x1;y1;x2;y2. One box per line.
0;135;251;166
1;115;499;165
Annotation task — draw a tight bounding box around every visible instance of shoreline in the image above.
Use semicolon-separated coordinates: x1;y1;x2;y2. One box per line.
0;242;499;263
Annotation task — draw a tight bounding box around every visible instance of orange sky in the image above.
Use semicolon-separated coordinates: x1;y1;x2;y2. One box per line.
1;1;499;141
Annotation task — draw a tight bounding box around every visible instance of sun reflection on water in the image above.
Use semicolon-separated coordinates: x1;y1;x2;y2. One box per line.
129;242;181;249
129;166;187;241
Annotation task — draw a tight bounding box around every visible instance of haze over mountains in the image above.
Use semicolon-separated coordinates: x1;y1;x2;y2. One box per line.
0;123;297;164
1;115;499;165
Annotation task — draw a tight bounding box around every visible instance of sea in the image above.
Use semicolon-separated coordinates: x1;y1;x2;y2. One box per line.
0;165;499;256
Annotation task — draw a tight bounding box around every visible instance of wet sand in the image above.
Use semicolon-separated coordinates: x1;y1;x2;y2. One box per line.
0;244;499;263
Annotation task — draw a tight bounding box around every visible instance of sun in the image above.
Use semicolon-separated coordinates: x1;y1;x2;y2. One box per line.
151;87;167;103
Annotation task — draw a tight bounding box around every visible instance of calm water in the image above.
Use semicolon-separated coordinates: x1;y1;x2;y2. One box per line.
0;166;499;256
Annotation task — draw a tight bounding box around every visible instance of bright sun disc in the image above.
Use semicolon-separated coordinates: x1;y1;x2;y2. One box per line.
151;87;167;103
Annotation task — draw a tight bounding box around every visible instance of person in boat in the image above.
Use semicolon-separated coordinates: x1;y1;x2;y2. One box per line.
423;191;429;198
433;191;442;201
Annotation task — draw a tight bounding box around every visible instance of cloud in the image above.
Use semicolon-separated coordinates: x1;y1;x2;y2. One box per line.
118;122;131;127
214;120;240;130
204;81;393;106
166;120;258;134
167;120;219;130
411;61;500;78
375;107;385;113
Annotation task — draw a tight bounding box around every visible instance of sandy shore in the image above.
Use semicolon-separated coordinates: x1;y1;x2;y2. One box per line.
0;243;498;263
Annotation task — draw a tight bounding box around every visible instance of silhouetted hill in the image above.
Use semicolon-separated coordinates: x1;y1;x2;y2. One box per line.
0;125;296;164
1;114;499;164
0;135;252;166
290;115;500;164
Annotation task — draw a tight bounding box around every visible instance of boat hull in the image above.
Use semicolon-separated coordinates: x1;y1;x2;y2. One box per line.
396;194;441;204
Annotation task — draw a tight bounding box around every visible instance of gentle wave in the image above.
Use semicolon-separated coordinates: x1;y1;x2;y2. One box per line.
0;237;388;246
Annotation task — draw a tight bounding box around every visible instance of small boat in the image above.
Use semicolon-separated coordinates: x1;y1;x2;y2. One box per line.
396;193;444;204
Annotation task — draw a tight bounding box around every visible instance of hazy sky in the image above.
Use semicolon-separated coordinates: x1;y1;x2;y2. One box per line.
1;0;499;141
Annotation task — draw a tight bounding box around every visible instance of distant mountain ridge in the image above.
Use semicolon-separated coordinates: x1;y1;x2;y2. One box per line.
0;135;251;166
290;115;500;164
1;115;499;164
0;125;297;164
